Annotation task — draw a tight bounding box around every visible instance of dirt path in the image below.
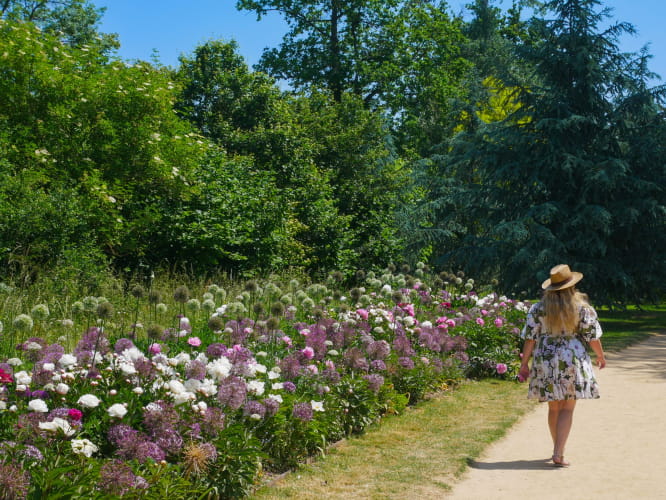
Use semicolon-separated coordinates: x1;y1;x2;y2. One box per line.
446;334;666;500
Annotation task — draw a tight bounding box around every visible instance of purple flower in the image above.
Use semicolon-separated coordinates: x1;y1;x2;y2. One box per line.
279;354;302;381
363;374;385;393
185;360;207;381
292;402;313;422
283;381;297;393
99;460;141;496
206;342;227;358
262;398;280;417
370;360;387;371
132;440;166;463
243;400;266;419
114;338;135;354
301;346;315;360
148;343;162;355
199;407;226;437
0;462;30;499
217;376;247;410
108;424;139;448
398;357;415;369
393;333;415;357
155;428;183;455
367;340;391;360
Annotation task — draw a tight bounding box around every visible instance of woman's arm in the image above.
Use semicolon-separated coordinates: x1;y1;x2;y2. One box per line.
589;339;606;369
518;339;536;381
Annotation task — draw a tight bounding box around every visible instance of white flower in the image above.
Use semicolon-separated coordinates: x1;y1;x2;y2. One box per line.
246;380;265;396
14;371;32;385
58;354;77;368
271;382;284;390
120;347;145;362
0;401;6;410
168;380;187;394
311;400;325;412
77;394;100;408
71;439;98;457
420;320;433;328
268;370;281;380
173;352;191;366
28;399;49;413
173;391;195;406
268;394;283;403
6;358;23;367
107;403;127;419
252;362;267;374
206;357;232;381
327;350;339;356
133;386;144;394
42;362;55;371
55;383;70;395
324;340;334;346
25;341;43;351
197;378;217;397
404;316;416;327
255;351;267;357
39;417;74;436
119;362;137;376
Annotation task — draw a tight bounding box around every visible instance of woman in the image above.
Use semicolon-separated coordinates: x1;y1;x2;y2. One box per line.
518;264;606;467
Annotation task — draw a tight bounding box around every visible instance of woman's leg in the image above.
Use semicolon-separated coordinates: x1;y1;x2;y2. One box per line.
551;400;577;462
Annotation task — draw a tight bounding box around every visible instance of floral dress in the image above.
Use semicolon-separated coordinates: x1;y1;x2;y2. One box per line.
522;302;602;402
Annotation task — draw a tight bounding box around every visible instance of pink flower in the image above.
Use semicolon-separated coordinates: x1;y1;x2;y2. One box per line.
187;337;202;347
476;317;485;326
494;318;504;328
68;408;83;421
356;308;369;320
306;364;318;375
445;319;456;328
402;303;415;317
282;336;292;347
481;309;488;316
496;363;508;375
148;343;161;355
301;347;315;360
436;316;448;324
325;360;336;371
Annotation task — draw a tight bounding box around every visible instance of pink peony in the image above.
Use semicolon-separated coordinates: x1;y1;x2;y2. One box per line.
476;317;485;326
68;408;83;421
187;337;202;347
301;347;315;360
496;363;508;375
148;343;161;355
356;308;369;320
494;318;504;328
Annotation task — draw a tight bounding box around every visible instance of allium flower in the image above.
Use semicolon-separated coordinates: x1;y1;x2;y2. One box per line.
292;402;313;422
99;460;142;496
0;462;30;499
363;374;385;393
77;394;101;409
30;304;50;321
283;381;297;393
398;357;415;369
185;359;207;381
262;397;280;417
183;442;217;477
217;376;247;410
108;403;128;419
133;440;165;463
186;299;201;313
243;400;266;419
114;338;135;354
71;438;98;457
496;363;508;375
12;314;34;332
370;360;387;371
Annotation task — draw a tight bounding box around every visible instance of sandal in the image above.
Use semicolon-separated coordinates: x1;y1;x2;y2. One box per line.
552;454;570;467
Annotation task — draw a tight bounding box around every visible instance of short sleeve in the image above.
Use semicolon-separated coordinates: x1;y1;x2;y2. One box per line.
578;306;603;341
521;303;542;340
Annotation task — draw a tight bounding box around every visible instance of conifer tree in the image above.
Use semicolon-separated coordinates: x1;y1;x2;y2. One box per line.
421;0;666;303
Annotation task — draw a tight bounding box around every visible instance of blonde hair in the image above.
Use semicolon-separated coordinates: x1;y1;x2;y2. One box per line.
542;287;590;335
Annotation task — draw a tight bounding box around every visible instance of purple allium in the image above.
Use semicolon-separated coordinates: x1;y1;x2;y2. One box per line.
363;374;385;393
393;333;415;357
262;398;280;417
452;335;468;351
133;357;156;379
370;359;387;371
206;342;227;358
367;340;391;360
0;462;30;498
343;347;369;372
217;376;247;410
114;338;135;354
322;367;341;384
292;402;313;422
74;327;110;363
243;400;266;419
143;401;180;437
99;460;139;497
132;440;166;463
454;351;470;363
199;407;226;438
398;357;415;369
185;360;207;381
279;354;302;381
282;381;297;393
108;424;139;448
154;428;183;455
17;337;47;362
39;343;65;364
0;442;44;462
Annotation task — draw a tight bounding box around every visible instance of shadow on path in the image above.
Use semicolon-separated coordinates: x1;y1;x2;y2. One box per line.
467;457;556;471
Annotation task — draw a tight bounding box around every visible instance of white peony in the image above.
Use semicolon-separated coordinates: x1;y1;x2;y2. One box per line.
55;383;70;395
14;371;32;385
28;399;48;413
71;439;98;457
39;417;74;436
206;357;232;381
246;380;265;396
77;394;101;408
107;403;128;418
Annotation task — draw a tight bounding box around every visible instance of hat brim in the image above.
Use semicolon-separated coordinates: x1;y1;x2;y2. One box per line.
541;272;583;290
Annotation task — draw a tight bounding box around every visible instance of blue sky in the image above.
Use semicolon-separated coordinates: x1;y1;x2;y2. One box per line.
97;0;666;83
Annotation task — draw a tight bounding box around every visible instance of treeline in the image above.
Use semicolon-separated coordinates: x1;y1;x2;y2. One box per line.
1;0;665;303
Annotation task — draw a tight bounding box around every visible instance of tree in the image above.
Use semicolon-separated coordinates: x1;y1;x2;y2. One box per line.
414;0;666;303
0;0;118;53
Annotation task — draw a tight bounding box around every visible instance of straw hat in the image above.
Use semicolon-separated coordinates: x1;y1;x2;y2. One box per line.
541;264;583;291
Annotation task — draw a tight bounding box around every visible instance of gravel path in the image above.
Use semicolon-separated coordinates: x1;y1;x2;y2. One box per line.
446;334;666;500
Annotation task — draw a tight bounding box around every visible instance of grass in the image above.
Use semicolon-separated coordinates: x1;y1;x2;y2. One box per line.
251;379;536;499
251;306;664;499
597;304;666;351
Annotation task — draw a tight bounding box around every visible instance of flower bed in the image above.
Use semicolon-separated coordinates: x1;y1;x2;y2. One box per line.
0;269;529;498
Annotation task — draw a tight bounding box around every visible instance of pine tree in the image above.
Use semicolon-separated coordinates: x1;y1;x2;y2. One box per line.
422;0;666;303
